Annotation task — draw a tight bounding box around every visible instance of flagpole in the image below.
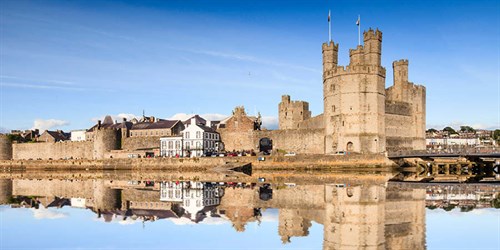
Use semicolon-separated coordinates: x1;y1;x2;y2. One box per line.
328;10;331;42
357;15;361;46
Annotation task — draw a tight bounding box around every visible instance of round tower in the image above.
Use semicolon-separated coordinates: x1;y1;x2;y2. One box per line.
0;134;13;160
0;179;13;204
322;41;339;73
93;128;119;159
92;180;121;210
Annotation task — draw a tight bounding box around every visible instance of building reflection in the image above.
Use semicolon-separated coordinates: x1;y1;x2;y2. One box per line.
1;176;498;249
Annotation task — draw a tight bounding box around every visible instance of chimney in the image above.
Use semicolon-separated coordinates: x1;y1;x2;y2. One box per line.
123;117;127;122
207;120;211;128
98;120;102;129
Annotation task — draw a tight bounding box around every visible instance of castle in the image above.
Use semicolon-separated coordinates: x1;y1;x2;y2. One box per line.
220;28;426;154
0;27;426;160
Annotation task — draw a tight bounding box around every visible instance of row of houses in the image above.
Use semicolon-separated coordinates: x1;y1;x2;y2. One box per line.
426;129;497;148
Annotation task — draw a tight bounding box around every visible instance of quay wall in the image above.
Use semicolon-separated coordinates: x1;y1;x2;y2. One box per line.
12;141;93;160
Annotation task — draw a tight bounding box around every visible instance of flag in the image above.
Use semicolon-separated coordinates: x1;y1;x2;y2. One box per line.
356;16;360;26
328;10;331;22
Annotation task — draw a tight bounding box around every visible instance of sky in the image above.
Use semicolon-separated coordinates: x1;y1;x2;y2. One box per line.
0;0;499;132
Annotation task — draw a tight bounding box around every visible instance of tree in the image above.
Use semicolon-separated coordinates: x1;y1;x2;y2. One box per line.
426;128;437;133
460;126;475;133
443;126;457;135
493;130;500;141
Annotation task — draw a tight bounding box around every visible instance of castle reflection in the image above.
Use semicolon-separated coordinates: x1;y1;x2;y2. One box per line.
1;171;498;249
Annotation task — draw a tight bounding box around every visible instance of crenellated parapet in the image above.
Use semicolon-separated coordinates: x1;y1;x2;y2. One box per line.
324;65;386;79
322;41;339;73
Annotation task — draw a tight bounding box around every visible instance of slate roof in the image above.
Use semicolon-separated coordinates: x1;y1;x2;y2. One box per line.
43;130;69;141
130;120;180;130
183;115;206;126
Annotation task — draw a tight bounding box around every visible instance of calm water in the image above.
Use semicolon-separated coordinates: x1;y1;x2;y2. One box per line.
0;170;498;250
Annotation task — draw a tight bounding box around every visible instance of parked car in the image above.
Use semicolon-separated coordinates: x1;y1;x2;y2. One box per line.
284;152;296;156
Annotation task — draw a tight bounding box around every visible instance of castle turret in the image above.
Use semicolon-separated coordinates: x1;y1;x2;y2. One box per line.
93;180;121;210
322;41;339;73
363;29;383;66
93;128;120;159
279;95;312;130
0;179;13;204
391;59;410;101
0;134;13;160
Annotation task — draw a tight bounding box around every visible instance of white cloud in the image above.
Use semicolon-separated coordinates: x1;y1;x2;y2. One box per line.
0;127;9;133
32;208;68;220
168;113;228;122
32;119;70;131
262;116;278;130
91;113;139;123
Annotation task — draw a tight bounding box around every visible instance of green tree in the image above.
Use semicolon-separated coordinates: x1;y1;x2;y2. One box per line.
493;130;500;141
426;128;437;133
460;126;475;133
443;126;457;135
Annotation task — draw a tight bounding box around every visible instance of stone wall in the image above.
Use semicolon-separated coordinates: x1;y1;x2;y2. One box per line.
256;129;325;154
122;136;161;151
297;114;324;130
0;134;12;160
220;129;324;154
12;141;93;160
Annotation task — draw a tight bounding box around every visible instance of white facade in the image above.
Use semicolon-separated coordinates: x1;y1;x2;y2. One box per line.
426;138;480;146
160;117;221;158
160;136;184;157
70;130;87;142
160;181;223;221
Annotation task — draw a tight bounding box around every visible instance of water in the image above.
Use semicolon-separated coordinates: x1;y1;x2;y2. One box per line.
0;170;498;250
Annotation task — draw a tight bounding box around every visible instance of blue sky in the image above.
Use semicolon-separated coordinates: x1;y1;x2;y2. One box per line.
0;0;499;132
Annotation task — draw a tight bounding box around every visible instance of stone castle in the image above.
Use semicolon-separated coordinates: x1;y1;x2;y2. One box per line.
0;27;426;160
220;28;426;154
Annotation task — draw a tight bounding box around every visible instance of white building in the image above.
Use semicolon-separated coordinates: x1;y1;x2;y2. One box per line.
426;138;480;147
160;116;221;157
160;181;224;221
160;136;184;157
70;130;87;142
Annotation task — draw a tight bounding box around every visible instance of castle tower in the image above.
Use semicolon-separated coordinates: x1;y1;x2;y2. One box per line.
92;180;121;210
93;127;120;159
391;59;409;102
323;29;386;154
0;134;13;160
0;179;13;204
322;41;339;73
279;95;312;130
323;185;386;249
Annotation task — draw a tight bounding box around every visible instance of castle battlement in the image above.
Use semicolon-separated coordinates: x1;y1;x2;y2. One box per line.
364;28;382;41
349;46;365;56
322;41;339;51
393;59;409;67
324;65;386;78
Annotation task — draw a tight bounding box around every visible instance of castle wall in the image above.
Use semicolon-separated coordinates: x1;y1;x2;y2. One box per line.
0;179;13;204
12;179;95;198
122;136;161;151
12;141;93;160
0;134;13;160
219;129;325;154
297;114;324;130
256;129;325;154
385;101;414;152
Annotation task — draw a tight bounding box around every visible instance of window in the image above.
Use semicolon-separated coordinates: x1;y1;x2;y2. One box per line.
168;141;173;149
196;131;200;139
185;132;190;139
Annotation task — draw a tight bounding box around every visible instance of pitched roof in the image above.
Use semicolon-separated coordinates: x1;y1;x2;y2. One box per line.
184;115;206;126
43;130;69;141
130;120;180;130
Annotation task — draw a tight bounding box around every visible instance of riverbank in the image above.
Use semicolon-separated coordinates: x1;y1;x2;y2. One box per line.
0;154;396;170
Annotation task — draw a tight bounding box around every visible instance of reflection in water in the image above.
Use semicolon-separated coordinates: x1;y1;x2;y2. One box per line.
0;174;498;249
